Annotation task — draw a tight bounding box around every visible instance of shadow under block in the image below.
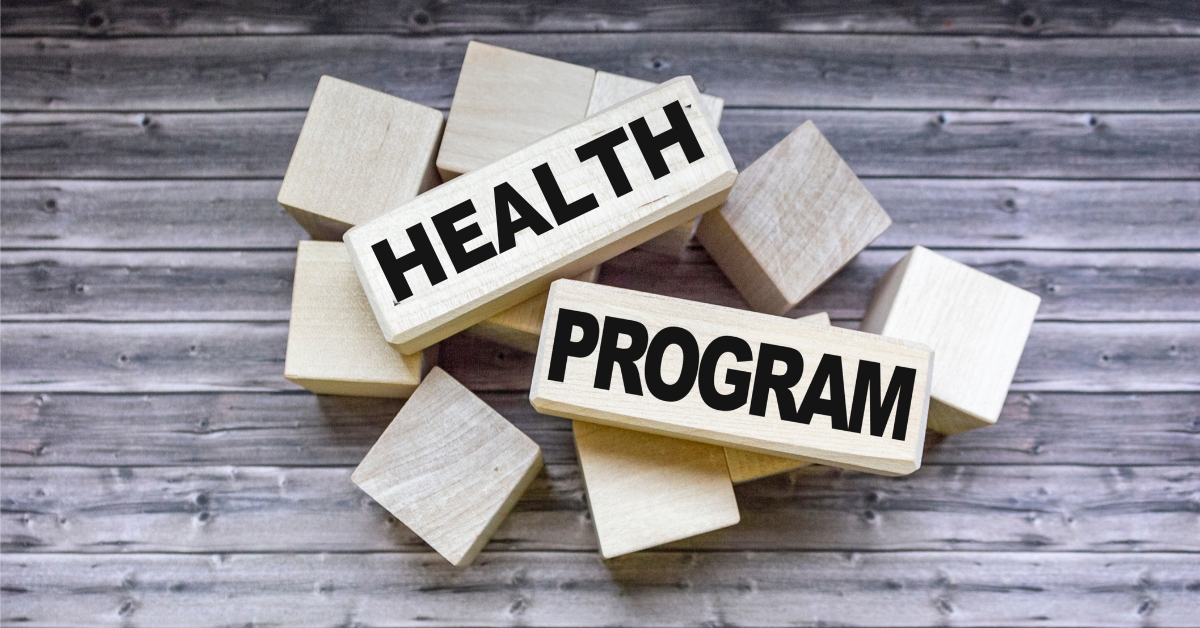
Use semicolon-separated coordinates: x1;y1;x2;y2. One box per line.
284;241;433;398
467;266;600;353
277;76;444;241
588;71;727;258
531;280;933;476
436;41;596;180
351;368;543;567
722;311;829;484
573;421;739;559
861;246;1041;436
696;120;893;315
345;77;737;353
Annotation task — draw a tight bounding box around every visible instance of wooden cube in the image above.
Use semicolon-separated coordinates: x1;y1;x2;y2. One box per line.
574;421;739;559
284;241;433;397
722;311;828;484
436;41;596;181
467;266;601;353
277;76;444;241
351;367;542;567
531;280;933;476
696;120;892;315
861;246;1040;435
587;71;727;258
345;78;736;353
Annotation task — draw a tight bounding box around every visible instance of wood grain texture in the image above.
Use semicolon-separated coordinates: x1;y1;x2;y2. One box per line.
4;179;1196;251
4;1;1198;36
572;422;738;558
284;242;430;398
4;464;1197;553
864;247;1041;434
697;120;892;314
6;110;1197;180
532;281;933;475
3;392;1197;467
344;78;735;351
351;368;542;566
3;321;1197;394
276;76;443;240
4;35;1199;112
467;266;601;353
3;552;1198;626
436;41;595;179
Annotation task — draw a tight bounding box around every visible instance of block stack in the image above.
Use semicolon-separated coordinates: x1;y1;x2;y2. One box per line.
277;42;1040;565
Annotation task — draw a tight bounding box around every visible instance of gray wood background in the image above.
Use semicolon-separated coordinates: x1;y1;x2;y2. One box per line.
2;2;1198;625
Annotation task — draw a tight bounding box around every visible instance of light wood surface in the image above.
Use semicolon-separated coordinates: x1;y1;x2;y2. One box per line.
283;241;432;397
467;266;600;352
276;76;443;240
697;120;892;315
531;280;933;475
862;246;1041;435
344;77;736;352
588;71;727;257
436;41;596;180
4;9;1195;624
572;421;738;558
351;367;542;566
722;311;828;483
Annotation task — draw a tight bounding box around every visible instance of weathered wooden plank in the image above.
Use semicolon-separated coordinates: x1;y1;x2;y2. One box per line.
3;464;1196;554
4;179;1197;251
3;551;1198;627
2;321;1197;393
4;392;1195;468
4;249;1197;323
3;1;1198;36
4;35;1198;111
4;110;1198;179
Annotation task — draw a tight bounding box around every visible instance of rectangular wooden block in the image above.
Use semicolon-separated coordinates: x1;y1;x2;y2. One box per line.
284;241;434;398
862;246;1040;435
351;367;543;567
722;311;828;484
344;77;737;353
467;266;601;353
278;76;444;241
436;41;596;181
696;120;893;315
587;71;727;257
531;280;933;476
573;421;739;559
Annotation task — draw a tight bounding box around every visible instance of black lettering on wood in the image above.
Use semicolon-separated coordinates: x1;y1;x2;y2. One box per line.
576;128;633;198
533;162;599;225
847;361;918;441
372;224;447;303
431;200;497;274
749;343;805;421
644;327;700;402
699;335;754;411
629;100;705;180
594;316;648;395
548;308;600;382
493;182;553;253
795;354;847;426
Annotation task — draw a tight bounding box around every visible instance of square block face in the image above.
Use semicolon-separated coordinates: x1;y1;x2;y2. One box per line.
861;246;1041;435
284;241;429;398
277;76;445;241
532;281;933;476
697;120;893;315
351;368;543;566
344;77;736;353
467;266;601;353
436;41;596;180
573;421;739;558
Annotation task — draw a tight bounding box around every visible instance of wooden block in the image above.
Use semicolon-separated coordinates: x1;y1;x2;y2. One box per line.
722;311;828;484
351;367;542;567
861;246;1040;435
588;71;726;258
573;421;739;559
530;280;933;476
696;120;893;315
436;41;596;181
467;266;600;353
284;241;434;398
277;76;444;241
345;77;737;353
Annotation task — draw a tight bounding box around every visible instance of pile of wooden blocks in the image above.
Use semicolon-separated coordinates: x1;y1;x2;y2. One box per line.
279;42;1041;566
